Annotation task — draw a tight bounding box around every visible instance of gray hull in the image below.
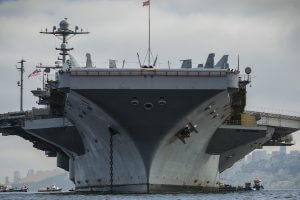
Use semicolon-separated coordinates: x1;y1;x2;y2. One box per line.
2;68;296;193
64;88;231;193
2;69;247;193
1;17;298;194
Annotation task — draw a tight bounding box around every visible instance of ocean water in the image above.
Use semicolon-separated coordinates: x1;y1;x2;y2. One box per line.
0;190;300;200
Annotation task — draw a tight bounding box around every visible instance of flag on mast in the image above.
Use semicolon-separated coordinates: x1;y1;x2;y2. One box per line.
143;0;150;6
28;69;41;78
143;0;151;66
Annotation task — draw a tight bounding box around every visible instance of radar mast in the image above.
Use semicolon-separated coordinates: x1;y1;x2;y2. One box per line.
40;18;89;64
16;59;25;111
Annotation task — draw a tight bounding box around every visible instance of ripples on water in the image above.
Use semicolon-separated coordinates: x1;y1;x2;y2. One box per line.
0;190;300;200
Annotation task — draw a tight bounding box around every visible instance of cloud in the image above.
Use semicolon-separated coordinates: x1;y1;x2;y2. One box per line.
157;0;300;18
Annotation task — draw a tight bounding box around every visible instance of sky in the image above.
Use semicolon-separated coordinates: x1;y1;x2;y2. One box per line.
0;0;300;183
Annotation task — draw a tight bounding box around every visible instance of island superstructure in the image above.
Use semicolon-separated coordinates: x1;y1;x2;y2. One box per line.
0;19;299;193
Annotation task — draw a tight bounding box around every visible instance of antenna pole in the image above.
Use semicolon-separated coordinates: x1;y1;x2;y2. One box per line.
148;0;151;66
17;59;25;111
137;53;142;68
238;55;240;71
42;69;45;90
20;61;24;111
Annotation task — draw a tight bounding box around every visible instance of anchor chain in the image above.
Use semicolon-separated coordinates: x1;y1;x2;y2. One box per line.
110;132;114;193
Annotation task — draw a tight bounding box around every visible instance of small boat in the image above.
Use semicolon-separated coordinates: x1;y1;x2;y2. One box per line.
244;179;264;191
38;185;62;192
252;179;264;191
0;185;28;192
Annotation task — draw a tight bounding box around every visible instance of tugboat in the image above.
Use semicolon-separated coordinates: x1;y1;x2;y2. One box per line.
252;179;264;191
244;179;264;191
38;185;62;192
14;185;28;192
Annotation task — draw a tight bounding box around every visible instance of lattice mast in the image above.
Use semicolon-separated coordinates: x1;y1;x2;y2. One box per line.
40;18;89;64
16;59;25;111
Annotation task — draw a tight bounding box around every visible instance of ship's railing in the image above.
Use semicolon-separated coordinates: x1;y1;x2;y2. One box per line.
27;109;62;121
0;112;26;128
30;114;62;120
69;68;237;77
0;111;26;120
224;119;258;126
0;110;60;123
245;106;300;119
246;111;300;121
224;120;242;126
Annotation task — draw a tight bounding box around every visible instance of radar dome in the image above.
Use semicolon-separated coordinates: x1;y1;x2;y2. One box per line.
59;18;69;30
245;67;252;75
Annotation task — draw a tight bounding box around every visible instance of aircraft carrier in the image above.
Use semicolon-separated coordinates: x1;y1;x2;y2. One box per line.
0;19;299;193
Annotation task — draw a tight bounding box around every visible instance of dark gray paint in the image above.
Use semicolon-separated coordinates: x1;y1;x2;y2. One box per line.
75;89;223;172
57;153;69;171
207;127;266;154
26;126;84;155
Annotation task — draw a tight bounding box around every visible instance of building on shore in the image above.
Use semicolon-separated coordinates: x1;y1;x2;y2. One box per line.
4;176;9;186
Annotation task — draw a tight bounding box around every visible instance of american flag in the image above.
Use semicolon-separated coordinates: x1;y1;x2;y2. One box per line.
143;0;150;6
28;69;41;78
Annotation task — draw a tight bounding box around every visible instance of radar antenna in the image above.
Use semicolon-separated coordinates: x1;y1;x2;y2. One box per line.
40;18;89;64
16;59;26;111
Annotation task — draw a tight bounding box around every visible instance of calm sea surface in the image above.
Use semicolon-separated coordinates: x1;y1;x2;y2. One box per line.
0;190;299;200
